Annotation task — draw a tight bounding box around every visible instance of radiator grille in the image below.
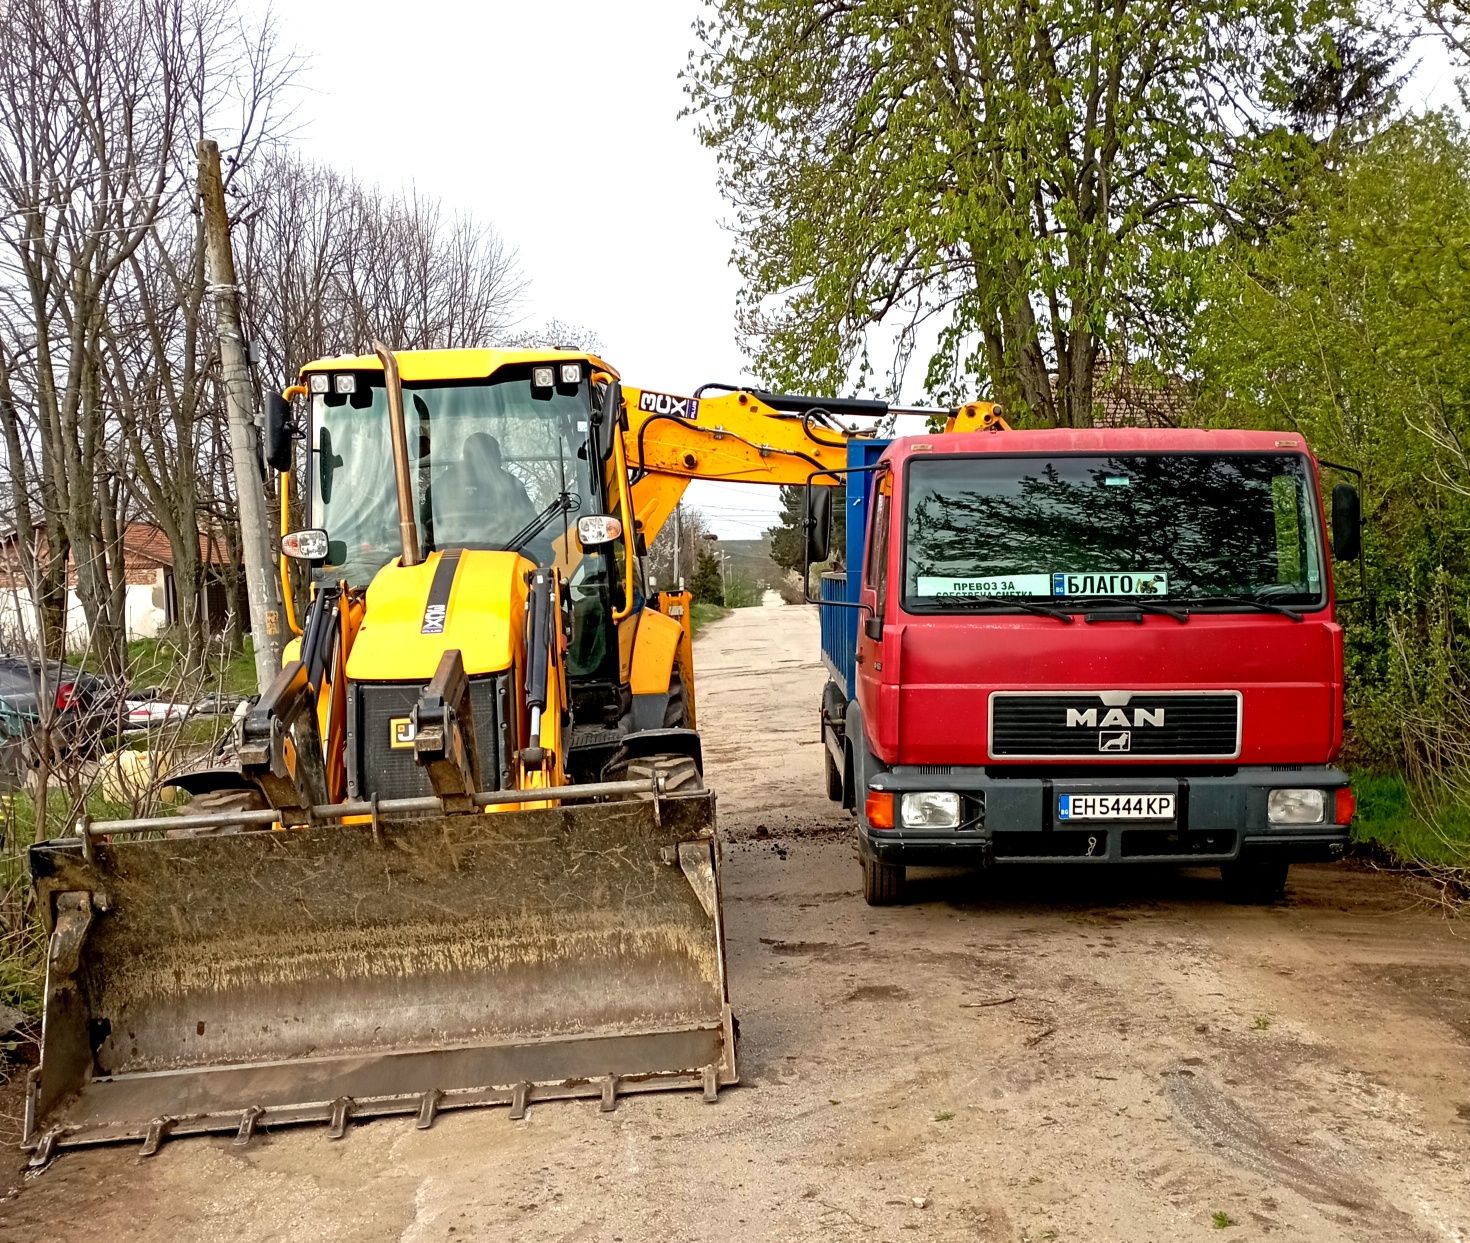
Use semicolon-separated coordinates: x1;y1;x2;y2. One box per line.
349;675;509;801
989;692;1240;760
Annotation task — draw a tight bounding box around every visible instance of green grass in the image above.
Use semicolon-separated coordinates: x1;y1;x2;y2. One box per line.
723;574;762;609
121;713;233;753
1350;771;1470;874
1212;1210;1236;1229
690;603;731;637
0;789;135;1019
70;634;258;698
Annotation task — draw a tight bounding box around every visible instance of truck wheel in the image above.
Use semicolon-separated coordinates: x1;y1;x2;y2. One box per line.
862;854;906;905
824;746;843;802
1220;858;1290;903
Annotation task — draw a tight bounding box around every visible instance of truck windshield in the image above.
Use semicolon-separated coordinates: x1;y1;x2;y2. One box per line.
311;373;593;585
903;453;1326;612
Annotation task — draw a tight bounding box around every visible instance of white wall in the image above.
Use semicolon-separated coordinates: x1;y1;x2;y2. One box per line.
0;575;169;650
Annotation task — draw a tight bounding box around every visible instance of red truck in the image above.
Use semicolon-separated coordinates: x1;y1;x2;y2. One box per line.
813;426;1359;905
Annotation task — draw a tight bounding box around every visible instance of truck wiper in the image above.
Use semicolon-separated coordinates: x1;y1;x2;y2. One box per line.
942;595;1074;623
1064;595;1189;623
1188;594;1304;622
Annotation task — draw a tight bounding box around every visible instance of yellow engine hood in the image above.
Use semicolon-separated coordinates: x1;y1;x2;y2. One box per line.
346;549;532;681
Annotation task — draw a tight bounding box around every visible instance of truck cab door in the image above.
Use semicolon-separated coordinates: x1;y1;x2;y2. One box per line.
854;472;892;732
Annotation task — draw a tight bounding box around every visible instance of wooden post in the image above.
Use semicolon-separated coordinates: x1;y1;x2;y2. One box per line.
198;138;282;691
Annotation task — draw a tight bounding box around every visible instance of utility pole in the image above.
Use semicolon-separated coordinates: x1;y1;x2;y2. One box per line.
199;139;283;691
672;502;683;588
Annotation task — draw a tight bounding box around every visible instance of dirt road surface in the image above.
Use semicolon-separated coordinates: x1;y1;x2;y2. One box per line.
5;604;1469;1242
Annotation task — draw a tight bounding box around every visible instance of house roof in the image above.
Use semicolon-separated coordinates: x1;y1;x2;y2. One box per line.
0;521;228;587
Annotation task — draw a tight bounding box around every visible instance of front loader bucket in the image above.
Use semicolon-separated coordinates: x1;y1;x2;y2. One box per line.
24;793;734;1158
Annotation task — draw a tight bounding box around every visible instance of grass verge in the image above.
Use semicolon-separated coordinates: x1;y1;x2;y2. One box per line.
690;603;731;637
1350;770;1470;878
0;789;134;1020
71;634;258;699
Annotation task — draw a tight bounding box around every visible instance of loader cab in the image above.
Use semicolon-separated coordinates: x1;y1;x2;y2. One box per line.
300;352;627;692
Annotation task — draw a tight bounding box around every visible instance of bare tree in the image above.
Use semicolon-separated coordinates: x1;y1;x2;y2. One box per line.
0;0;298;671
239;157;525;382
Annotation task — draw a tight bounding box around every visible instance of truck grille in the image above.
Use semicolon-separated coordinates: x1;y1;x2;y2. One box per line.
989;692;1240;760
348;674;511;801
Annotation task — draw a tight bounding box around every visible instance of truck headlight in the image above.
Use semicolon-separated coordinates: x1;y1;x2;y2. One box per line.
900;791;961;829
1267;788;1326;825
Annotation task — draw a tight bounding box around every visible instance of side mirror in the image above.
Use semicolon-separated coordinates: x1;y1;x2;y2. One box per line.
281;528;329;565
804;484;832;566
1331;483;1361;562
593;381;622;462
576;514;623;549
864;615;883;641
263;391;293;473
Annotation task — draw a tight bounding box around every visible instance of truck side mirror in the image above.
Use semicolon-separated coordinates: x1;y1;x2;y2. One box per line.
804;484;832;566
262;391;294;473
1331;483;1361;562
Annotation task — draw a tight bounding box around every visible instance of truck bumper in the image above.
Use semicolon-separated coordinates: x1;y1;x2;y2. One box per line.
858;767;1352;867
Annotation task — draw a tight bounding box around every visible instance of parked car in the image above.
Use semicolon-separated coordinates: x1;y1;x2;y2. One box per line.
0;653;125;760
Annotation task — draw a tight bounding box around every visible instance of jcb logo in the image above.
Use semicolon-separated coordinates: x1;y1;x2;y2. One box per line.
389;717;417;749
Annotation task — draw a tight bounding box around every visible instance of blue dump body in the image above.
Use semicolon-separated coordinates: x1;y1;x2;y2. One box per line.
818;438;890;699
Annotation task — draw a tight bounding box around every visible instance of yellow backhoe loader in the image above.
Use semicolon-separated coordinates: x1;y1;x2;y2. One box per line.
24;344;996;1161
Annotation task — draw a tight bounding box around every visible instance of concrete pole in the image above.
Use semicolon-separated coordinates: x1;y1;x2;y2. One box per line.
673;502;682;589
198;139;283;691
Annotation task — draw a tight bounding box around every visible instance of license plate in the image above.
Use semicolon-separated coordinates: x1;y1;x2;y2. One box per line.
1058;793;1175;822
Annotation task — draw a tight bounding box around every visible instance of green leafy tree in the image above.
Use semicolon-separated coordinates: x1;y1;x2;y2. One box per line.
1221;20;1406;243
1193;114;1470;773
1195;114;1470;546
768;485;847;575
687;0;1341;426
690;549;725;606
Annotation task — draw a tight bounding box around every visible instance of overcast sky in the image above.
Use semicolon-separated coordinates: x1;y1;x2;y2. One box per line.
265;0;780;538
265;1;1465;538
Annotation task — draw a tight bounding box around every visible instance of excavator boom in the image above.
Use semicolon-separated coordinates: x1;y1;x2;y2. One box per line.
623;384;1005;544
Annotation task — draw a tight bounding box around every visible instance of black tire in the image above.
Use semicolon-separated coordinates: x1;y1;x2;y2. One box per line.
1220;858;1290;903
169;785;270;837
824;745;843;802
622;754;703;796
862;853;906;905
664;666;689;728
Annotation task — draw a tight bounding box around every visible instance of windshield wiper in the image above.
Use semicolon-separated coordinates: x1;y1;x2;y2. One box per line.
1188;594;1305;622
1064;595;1190;623
504;494;576;557
940;595;1074;623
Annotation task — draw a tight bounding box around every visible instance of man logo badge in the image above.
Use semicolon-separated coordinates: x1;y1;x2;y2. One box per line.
1098;730;1131;753
389;716;417;749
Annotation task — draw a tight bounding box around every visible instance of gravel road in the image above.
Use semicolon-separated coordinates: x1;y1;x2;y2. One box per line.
4;603;1468;1242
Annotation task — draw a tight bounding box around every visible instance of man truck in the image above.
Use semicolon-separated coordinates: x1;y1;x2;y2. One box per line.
813;422;1361;905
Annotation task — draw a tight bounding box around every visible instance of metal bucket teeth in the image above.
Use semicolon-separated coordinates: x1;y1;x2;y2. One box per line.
24;793;735;1156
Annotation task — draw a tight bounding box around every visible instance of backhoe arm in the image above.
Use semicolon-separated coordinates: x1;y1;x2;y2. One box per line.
622;385;1005;544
